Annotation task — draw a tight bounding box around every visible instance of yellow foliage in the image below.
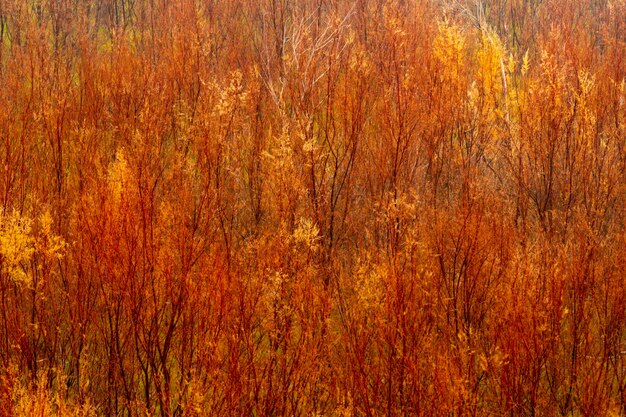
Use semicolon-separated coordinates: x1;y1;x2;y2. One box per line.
11;370;97;417
353;257;384;312
433;20;466;83
476;30;505;101
521;49;530;76
214;70;248;117
348;47;372;76
107;148;129;203
292;217;320;251
181;373;207;416
576;69;597;131
0;210;34;284
37;211;66;261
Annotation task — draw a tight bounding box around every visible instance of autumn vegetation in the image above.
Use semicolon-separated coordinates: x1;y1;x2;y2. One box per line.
0;0;625;415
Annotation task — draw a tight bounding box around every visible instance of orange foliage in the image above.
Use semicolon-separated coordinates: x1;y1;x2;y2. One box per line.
0;0;625;415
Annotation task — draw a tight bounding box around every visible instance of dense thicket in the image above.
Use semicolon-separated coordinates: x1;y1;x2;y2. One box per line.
0;0;625;415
